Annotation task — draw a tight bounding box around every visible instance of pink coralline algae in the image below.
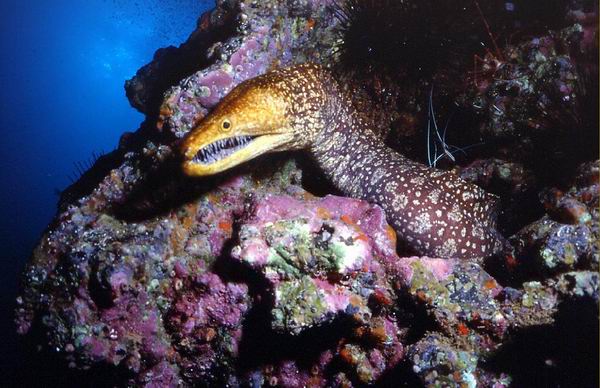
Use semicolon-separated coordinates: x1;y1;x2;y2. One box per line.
230;194;406;385
157;0;340;138
15;156;308;386
231;194;397;334
15;0;599;387
167;273;250;383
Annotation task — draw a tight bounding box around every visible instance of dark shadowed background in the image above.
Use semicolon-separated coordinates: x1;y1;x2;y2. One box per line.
0;0;212;381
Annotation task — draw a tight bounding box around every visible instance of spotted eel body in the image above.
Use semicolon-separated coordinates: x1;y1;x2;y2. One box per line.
182;63;506;259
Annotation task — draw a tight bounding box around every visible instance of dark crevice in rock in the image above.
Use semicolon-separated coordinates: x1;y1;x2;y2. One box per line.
213;239;357;375
11;316;133;388
297;153;342;197
110;153;208;222
481;297;599;388
376;359;425;388
237;304;356;373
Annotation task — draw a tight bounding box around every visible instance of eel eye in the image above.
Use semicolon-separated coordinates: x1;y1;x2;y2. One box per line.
222;120;231;131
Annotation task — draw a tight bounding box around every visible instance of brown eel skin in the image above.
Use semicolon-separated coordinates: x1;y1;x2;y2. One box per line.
180;63;505;260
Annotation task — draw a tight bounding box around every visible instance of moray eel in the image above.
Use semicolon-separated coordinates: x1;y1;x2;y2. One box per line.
181;63;505;259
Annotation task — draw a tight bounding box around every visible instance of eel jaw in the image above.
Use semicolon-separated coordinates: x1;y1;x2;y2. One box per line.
182;133;293;176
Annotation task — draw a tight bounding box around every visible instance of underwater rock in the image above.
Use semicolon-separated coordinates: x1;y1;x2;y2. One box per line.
462;24;586;139
497;281;559;328
395;243;597;387
157;0;341;138
553;270;599;299
231;194;406;385
408;332;512;388
15;155;307;386
125;2;240;116
15;152;409;386
397;257;508;342
512;217;594;274
510;160;599;277
397;257;517;387
457;11;599;185
15;0;599;386
455;158;535;197
231;194;398;334
166;273;250;383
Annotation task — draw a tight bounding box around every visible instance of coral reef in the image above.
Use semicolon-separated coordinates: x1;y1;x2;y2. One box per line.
15;0;598;387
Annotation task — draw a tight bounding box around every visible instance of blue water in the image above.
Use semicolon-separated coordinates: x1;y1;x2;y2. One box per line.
0;0;212;376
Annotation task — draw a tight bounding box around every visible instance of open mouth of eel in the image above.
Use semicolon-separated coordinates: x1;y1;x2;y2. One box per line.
192;135;257;165
182;131;292;176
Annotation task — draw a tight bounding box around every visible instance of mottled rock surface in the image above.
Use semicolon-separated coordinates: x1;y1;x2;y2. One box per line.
15;0;598;387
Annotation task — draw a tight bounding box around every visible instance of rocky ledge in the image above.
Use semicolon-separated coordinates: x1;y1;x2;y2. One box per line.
16;0;598;387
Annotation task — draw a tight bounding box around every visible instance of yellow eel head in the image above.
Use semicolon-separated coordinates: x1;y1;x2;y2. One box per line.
181;72;308;177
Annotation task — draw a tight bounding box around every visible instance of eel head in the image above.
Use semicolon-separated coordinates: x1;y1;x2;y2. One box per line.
181;76;301;176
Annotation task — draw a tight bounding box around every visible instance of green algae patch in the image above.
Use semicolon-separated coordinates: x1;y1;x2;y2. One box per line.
265;219;350;278
272;276;329;334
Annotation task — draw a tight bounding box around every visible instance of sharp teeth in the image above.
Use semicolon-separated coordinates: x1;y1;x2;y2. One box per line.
195;136;255;165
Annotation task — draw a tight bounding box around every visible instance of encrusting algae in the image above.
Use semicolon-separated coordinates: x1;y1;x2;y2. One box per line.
15;0;598;386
